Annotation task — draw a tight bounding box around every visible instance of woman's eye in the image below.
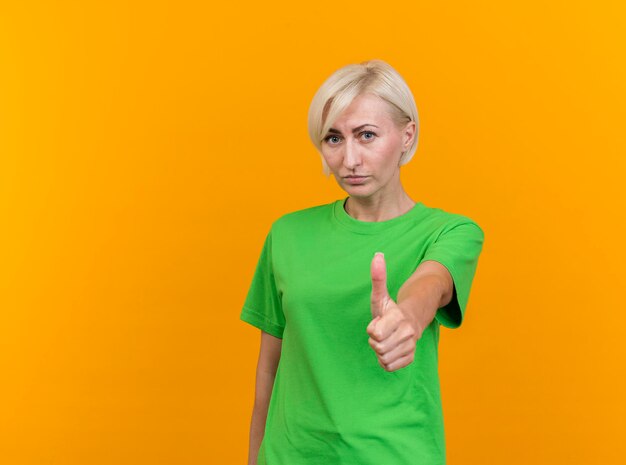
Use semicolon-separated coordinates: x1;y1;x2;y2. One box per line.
361;131;376;141
325;135;341;144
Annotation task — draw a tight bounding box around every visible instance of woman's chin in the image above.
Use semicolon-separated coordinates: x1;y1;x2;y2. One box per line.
341;185;374;198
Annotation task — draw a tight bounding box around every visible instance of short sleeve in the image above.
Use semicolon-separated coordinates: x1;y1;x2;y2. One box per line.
240;228;285;338
421;221;485;329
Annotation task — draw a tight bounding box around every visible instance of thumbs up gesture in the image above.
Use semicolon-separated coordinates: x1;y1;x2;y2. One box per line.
367;252;421;372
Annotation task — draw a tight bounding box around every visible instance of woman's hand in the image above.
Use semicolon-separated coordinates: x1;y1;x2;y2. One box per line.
367;252;425;372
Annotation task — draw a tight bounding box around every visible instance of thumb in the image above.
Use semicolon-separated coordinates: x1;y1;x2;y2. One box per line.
370;252;390;319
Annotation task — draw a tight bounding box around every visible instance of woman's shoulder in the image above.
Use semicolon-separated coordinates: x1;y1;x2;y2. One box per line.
269;199;338;231
419;202;485;236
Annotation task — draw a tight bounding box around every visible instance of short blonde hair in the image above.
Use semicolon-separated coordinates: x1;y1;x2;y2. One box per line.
307;59;419;176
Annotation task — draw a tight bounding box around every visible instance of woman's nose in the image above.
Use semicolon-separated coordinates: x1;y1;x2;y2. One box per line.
343;139;362;169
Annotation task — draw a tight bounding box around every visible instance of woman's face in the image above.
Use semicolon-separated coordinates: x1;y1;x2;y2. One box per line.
321;92;415;200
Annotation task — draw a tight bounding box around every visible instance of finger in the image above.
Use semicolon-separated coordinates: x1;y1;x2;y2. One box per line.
366;315;381;335
367;308;402;342
380;352;415;372
370;252;390;319
368;335;395;356
377;340;415;366
368;322;413;356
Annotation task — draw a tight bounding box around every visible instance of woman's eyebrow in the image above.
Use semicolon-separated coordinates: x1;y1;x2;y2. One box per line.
327;124;380;134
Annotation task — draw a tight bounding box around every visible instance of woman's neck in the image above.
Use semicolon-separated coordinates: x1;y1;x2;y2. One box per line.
344;190;416;222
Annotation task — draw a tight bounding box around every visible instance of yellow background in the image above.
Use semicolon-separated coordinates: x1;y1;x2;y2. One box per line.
1;1;625;464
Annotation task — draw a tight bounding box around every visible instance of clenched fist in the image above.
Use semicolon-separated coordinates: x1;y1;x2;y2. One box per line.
367;252;422;372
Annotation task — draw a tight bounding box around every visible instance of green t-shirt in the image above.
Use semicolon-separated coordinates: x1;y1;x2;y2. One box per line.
240;197;485;465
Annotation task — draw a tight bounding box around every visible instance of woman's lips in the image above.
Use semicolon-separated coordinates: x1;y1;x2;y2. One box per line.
343;176;369;185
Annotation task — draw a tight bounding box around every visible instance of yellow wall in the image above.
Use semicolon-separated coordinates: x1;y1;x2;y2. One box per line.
1;1;625;464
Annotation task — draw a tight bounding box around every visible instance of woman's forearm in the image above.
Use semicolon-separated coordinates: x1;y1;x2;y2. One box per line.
248;369;276;465
396;260;453;335
248;331;282;465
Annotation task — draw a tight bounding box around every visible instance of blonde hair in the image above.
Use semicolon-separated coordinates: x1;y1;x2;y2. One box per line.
307;59;419;176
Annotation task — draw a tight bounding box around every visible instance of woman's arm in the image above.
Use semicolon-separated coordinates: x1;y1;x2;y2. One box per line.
247;330;282;465
368;255;454;371
396;259;454;334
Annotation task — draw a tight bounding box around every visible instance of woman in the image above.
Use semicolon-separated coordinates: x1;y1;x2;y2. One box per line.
240;59;485;465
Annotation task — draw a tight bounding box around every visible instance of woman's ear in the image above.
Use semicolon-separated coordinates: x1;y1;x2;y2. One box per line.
403;121;416;150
